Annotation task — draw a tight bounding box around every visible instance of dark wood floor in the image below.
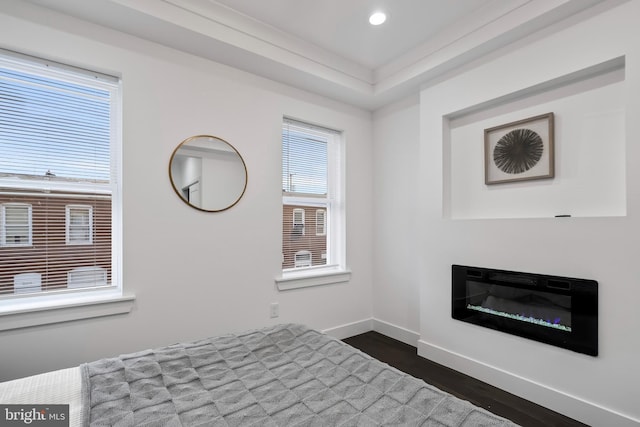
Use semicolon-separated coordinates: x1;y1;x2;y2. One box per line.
343;331;588;427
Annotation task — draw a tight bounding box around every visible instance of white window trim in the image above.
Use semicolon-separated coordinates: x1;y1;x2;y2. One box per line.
66;204;94;245
0;288;134;331
0;203;32;247
276;266;352;290
277;118;349;290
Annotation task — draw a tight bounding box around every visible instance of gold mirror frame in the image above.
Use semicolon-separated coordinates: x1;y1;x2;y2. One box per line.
169;135;248;212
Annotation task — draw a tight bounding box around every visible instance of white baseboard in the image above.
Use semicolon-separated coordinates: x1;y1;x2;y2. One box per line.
322;318;373;339
417;339;640;427
372;319;420;347
322;317;421;347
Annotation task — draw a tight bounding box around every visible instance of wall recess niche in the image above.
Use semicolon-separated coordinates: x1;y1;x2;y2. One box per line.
444;57;626;220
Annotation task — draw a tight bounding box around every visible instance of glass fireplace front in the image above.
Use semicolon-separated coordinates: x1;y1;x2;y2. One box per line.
452;265;598;356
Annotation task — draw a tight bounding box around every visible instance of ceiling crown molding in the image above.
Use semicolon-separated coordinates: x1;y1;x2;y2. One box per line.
20;0;621;110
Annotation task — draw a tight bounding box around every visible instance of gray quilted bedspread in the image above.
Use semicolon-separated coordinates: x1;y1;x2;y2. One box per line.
81;323;519;426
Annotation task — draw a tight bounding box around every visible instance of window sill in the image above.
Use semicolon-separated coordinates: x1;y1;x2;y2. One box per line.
0;292;135;331
275;268;351;291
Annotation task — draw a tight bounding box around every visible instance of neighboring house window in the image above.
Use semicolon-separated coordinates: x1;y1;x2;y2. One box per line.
281;118;344;276
316;209;326;236
1;203;32;247
66;205;93;245
292;208;305;236
0;49;121;298
294;250;312;268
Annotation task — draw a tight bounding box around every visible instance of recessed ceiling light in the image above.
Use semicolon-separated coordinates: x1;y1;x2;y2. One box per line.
369;12;386;26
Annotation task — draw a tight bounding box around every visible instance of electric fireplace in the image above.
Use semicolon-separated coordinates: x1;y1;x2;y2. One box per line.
452;265;598;356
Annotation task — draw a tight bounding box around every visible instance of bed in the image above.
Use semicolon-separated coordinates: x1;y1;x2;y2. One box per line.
0;323;519;426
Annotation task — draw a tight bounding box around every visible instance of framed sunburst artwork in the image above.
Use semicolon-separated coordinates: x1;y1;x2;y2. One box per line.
484;112;554;185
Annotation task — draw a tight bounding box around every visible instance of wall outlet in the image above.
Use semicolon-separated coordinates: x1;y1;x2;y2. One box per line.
270;302;279;318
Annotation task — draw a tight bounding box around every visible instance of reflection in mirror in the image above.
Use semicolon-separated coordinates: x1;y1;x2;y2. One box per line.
169;135;247;212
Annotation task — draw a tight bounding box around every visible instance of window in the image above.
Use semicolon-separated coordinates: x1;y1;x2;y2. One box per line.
292;208;305;236
0;49;121;303
279;118;349;289
66;205;93;245
294;250;312;268
1;203;32;246
67;266;107;288
315;209;326;236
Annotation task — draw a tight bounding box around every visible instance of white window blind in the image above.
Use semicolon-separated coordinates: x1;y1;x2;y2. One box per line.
282;120;328;196
0;50;120;296
282;118;341;272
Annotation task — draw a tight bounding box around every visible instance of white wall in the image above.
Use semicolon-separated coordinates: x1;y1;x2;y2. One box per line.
371;97;421;343
449;68;626;219
418;2;640;425
0;2;373;381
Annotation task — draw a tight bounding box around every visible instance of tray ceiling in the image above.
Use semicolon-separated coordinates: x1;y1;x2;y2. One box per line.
21;0;613;110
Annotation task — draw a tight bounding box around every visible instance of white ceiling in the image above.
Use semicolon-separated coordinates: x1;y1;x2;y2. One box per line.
22;0;612;110
212;0;497;70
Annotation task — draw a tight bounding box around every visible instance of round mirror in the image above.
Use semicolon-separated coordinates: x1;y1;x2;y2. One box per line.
169;135;247;212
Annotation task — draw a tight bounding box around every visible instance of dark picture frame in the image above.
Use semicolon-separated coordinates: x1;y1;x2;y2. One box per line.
484;112;554;185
